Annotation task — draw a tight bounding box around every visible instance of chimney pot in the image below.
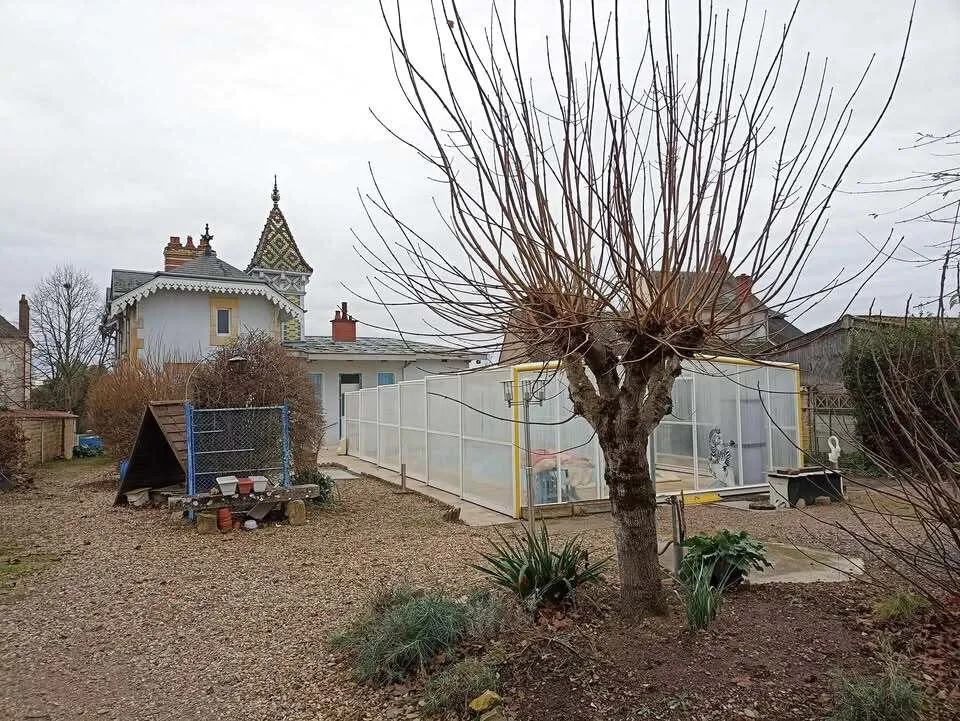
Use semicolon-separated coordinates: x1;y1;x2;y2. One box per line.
185;235;195;249
167;235;182;248
18;294;29;336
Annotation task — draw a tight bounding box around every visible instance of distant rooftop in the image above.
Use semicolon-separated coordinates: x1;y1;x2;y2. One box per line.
285;336;481;358
0;315;25;339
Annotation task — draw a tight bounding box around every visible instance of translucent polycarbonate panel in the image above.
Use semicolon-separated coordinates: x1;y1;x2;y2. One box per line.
346;419;359;456
400;381;425;430
462;368;513;443
359;388;378;422
378;384;399;426
359;422;378;462
379;426;400;470
734;366;770;486
462;438;514;515
426;431;460;493
344;391;360;421
668;377;694;422
557;377;600;502
427;376;461;433
400;428;426;479
518;373;563;505
655;423;695;465
692;362;741;488
768;367;801;468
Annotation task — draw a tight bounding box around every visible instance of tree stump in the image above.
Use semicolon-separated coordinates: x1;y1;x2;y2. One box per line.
286;500;307;526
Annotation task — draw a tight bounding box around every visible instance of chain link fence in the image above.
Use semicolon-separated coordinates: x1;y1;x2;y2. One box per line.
185;404;290;495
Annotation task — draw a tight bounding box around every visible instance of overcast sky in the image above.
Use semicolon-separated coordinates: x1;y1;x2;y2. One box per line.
1;0;957;339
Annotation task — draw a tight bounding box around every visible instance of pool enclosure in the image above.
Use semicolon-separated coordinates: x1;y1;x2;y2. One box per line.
343;357;802;518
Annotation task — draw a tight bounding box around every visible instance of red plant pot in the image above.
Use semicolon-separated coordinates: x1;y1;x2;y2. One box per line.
237;478;253;495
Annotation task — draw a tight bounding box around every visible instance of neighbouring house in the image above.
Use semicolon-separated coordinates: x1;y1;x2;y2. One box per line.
0;295;32;409
103;179;483;441
498;253;803;364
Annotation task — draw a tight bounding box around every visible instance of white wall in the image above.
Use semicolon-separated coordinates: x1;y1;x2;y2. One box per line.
136;290;281;361
304;357;472;441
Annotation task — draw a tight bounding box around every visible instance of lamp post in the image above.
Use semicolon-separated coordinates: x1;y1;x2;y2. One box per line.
503;378;546;534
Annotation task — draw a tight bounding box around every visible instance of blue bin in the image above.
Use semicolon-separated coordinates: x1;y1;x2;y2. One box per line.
78;434;104;449
119;458;130;480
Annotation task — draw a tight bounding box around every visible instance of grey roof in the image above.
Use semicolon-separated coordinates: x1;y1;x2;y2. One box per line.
0;315;24;339
285;336;481;358
109;269;155;301
163;255;251;280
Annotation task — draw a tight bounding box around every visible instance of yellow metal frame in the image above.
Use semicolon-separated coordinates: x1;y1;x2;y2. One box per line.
507;355;804;514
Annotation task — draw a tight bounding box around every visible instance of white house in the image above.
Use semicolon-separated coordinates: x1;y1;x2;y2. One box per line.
103;180;482;440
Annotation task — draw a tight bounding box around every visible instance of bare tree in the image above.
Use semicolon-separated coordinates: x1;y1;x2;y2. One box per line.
30;265;107;413
358;1;913;613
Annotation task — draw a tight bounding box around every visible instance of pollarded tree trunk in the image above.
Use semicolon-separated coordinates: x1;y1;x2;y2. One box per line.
604;431;667;615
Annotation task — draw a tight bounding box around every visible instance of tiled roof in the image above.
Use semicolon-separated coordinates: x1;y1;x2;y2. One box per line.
285;336;481;358
164;255;252;280
109;270;155;301
247;179;313;275
0;315;24;339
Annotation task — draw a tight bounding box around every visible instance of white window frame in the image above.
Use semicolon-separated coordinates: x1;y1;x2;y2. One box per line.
215;308;231;336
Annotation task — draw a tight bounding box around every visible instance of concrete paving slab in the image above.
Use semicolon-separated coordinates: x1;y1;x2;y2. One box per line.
750;542;864;584
321;468;360;480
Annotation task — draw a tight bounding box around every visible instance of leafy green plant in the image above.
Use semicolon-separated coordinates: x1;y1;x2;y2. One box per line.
295;468;335;506
680;529;771;589
471;523;610;609
871;590;930;623
422;656;498;714
676;562;724;630
829;649;926;721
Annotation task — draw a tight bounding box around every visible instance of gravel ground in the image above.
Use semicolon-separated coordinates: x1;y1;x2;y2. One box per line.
0;460;500;721
0;459;890;721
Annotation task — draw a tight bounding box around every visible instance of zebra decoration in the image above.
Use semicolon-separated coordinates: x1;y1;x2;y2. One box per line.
707;427;736;487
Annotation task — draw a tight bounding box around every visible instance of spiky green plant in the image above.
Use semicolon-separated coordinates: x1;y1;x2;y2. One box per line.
470;523;610;609
676;562;724;630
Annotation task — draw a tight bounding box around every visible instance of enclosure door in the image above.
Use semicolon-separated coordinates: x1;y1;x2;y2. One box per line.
339;373;362;438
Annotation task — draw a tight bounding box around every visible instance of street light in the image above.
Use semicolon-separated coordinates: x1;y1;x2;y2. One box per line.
503;378;547;534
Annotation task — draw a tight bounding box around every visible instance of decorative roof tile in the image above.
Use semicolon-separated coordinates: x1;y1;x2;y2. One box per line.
247;178;313;275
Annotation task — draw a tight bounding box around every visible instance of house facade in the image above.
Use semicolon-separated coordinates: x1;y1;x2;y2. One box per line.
0;295;32;409
104;180;482;441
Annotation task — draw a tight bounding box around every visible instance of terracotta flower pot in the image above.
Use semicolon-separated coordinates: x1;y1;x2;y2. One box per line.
237;478;253;495
217;507;232;531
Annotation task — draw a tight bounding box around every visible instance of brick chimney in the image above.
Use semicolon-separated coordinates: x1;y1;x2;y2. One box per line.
711;252;729;273
164;236;188;271
331;301;357;342
18;294;29;336
734;274;753;303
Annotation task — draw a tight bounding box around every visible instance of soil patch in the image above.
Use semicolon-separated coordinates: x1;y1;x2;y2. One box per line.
502;583;875;721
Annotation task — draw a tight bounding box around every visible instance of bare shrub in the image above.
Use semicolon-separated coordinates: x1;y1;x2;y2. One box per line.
0;416;30;489
85;361;186;457
189;331;322;470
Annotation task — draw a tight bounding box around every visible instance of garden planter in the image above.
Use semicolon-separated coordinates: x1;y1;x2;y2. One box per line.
216;507;232;531
237;478;253;495
216;476;238;496
251;476;269;493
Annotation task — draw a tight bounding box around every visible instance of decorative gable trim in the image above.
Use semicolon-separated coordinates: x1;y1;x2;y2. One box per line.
108;276;301;319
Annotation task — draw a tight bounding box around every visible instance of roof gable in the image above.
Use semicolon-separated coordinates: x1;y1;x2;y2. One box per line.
0;315;24;339
247;180;312;275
